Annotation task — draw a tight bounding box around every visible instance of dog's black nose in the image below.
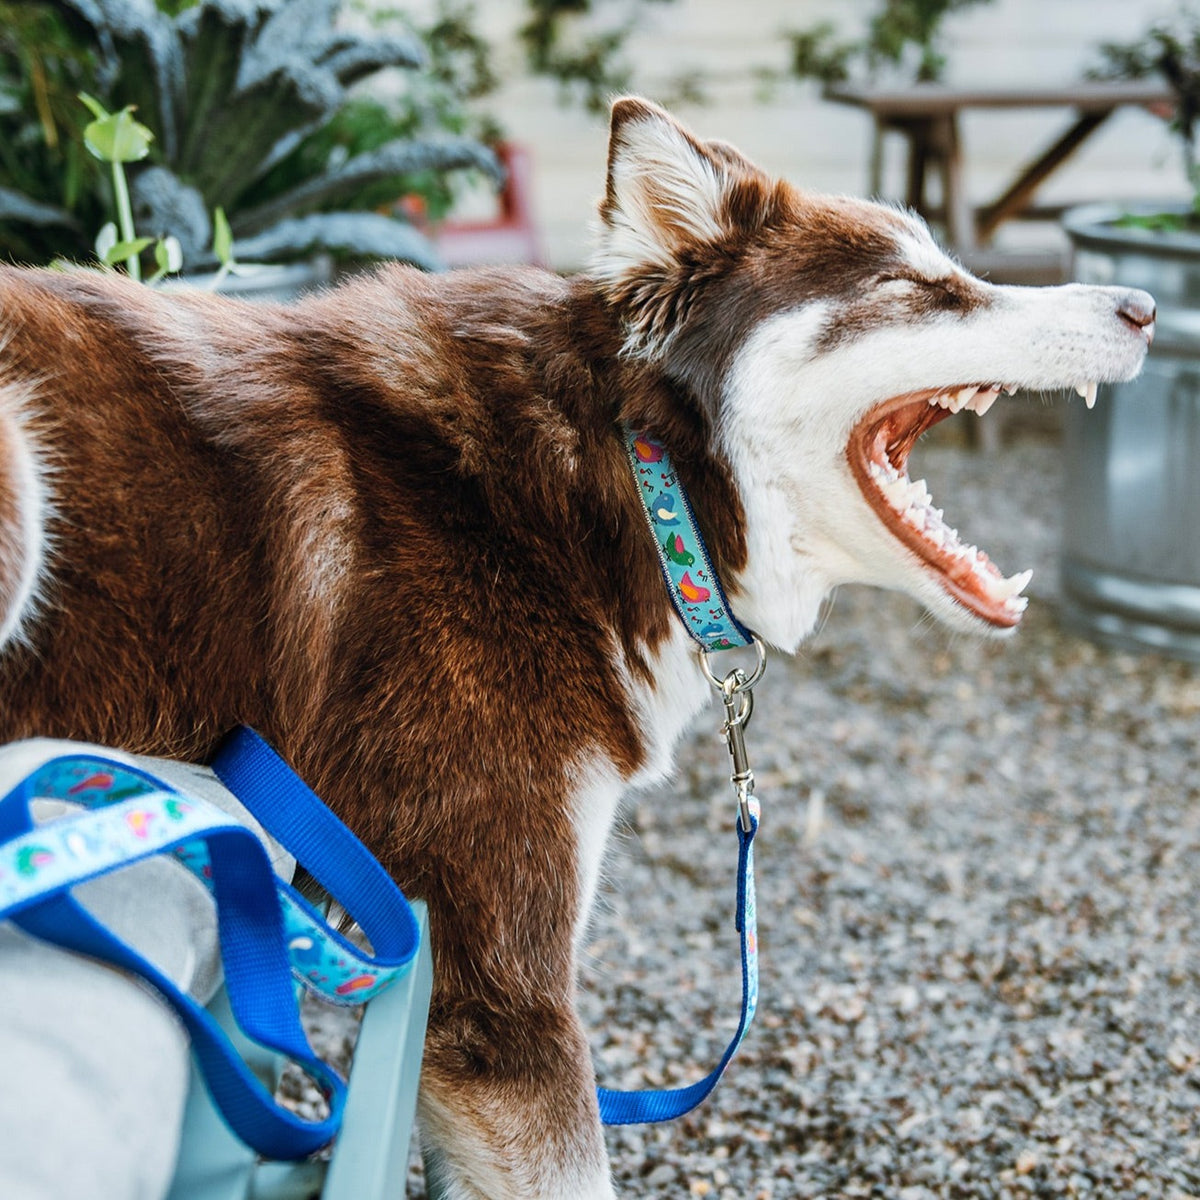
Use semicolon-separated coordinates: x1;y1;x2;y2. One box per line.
1117;289;1157;343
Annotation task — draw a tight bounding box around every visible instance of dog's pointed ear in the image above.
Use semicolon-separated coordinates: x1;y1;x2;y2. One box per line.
594;98;772;283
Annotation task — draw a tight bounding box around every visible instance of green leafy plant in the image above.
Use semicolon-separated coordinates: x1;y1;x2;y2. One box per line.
0;3;103;263
79;92;162;280
1093;11;1200;231
1;0;501;271
784;0;996;86
264;0;502;227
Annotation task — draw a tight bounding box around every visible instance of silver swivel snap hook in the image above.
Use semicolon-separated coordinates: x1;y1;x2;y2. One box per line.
700;635;766;833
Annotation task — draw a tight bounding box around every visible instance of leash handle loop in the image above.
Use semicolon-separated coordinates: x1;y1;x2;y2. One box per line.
596;800;760;1125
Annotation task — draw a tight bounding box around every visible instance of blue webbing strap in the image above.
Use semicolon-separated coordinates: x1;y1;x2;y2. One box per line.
210;727;419;1001
596;798;759;1125
0;730;419;1159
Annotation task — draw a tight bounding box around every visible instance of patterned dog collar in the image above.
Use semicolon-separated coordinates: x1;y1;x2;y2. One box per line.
623;426;756;652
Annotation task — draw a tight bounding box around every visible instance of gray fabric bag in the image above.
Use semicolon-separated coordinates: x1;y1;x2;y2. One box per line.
0;741;293;1200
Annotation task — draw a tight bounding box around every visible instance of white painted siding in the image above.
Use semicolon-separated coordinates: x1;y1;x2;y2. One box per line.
427;0;1189;269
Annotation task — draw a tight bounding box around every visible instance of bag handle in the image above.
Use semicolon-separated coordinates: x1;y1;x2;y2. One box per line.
0;731;419;1159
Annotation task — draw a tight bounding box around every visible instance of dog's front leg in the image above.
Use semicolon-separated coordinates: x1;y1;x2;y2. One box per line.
417;998;615;1200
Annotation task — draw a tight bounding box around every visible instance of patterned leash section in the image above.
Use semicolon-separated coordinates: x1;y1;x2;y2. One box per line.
607;426;767;1124
24;748;415;1004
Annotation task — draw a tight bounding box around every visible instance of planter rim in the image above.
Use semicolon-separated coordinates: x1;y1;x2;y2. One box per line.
159;256;334;300
1063;201;1200;260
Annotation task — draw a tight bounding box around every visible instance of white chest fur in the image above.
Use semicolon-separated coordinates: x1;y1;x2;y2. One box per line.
570;627;713;952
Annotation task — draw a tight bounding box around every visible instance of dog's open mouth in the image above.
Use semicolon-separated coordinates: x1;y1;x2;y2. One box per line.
847;383;1081;628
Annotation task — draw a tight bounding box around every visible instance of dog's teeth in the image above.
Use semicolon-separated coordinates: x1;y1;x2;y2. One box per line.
992;568;1033;600
879;475;914;513
1084;381;1098;409
872;458;903;486
972;389;999;416
1074;382;1088;398
1003;383;1019;395
953;386;978;412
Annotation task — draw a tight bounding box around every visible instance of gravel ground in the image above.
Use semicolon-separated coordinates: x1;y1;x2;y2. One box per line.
310;419;1200;1198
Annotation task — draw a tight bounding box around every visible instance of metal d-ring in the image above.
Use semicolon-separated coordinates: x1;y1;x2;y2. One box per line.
700;633;767;694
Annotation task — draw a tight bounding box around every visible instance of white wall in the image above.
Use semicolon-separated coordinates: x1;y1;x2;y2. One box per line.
443;0;1188;270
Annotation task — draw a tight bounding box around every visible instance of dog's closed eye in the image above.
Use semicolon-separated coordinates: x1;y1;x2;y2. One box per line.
876;273;977;313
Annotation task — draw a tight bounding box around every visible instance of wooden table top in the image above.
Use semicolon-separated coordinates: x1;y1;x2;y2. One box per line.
824;80;1173;118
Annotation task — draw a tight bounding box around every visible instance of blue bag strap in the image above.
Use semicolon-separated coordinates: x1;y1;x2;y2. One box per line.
20;742;419;1007
0;733;423;1158
210;727;419;1002
0;770;345;1159
596;798;759;1125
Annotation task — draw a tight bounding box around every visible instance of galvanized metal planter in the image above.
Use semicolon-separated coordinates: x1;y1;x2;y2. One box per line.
166;256;335;303
1061;203;1200;661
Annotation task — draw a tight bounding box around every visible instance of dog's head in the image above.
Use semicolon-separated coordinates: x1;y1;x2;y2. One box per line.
591;98;1155;649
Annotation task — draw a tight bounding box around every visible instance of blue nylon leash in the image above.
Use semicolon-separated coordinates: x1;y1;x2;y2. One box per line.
0;729;419;1159
596;798;759;1125
595;428;767;1124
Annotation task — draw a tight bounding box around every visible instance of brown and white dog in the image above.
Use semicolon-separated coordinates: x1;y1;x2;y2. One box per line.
0;99;1153;1197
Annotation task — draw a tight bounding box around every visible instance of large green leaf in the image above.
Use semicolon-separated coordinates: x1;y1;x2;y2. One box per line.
0;185;79;228
319;37;426;86
173;0;273;180
232;137;502;235
129;163;211;261
193;63;339;205
247;0;337;63
215;211;443;269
